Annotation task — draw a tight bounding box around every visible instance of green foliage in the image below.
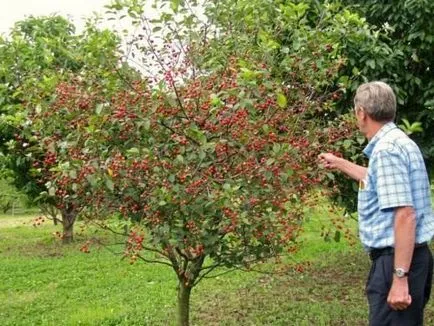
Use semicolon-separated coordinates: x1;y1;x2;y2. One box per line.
0;15;138;241
0;179;28;213
197;0;433;210
0;15;133;201
194;0;370;212
399;118;424;136
339;0;434;168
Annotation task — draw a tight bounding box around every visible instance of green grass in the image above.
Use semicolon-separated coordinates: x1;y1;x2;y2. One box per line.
0;214;178;325
1;210;433;325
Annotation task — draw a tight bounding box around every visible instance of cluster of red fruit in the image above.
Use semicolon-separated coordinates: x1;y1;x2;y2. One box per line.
80;241;91;253
43;152;57;166
185;178;206;195
32;216;46;227
222;207;238;233
123;230;146;264
106;153;126;178
185;219;199;234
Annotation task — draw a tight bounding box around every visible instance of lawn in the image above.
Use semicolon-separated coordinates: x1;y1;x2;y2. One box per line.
1;208;434;325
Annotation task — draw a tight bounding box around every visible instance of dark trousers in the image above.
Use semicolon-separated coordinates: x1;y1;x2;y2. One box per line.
366;245;433;326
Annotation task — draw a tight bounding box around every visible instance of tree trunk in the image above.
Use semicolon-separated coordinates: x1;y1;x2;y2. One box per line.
61;206;77;244
169;252;205;326
177;281;192;326
62;221;74;244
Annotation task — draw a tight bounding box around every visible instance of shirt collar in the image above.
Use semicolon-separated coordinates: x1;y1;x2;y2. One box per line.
363;122;397;158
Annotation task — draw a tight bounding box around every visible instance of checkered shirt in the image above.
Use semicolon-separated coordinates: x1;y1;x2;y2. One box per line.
358;122;434;250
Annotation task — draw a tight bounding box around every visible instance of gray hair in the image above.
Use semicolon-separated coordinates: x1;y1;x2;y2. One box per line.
354;81;396;122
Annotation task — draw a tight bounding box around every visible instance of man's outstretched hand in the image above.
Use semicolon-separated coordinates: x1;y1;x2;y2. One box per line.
318;153;341;170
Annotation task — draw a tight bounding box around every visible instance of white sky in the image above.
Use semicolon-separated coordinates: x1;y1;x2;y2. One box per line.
0;0;112;36
0;0;204;75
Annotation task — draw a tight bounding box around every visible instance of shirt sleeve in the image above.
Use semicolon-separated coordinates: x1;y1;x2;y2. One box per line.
372;148;413;210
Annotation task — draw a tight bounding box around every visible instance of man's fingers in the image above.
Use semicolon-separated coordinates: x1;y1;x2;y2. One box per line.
388;295;412;311
318;153;329;161
389;303;408;311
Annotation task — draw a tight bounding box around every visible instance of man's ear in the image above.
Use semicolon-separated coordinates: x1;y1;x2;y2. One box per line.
358;106;367;120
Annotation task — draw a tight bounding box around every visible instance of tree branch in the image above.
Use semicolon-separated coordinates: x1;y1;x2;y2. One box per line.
158;119;201;146
136;252;174;268
194;266;236;286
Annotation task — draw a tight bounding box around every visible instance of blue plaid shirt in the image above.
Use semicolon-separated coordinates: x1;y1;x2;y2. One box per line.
358;122;434;250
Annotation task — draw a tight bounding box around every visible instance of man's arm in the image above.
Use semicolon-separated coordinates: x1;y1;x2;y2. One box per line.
387;206;416;310
394;206;416;275
318;153;367;181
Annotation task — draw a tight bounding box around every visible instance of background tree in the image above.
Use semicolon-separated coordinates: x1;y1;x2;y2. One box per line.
338;0;434;172
0;179;28;214
0;15;138;242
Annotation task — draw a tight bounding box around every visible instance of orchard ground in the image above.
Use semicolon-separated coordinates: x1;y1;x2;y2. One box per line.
1;204;434;325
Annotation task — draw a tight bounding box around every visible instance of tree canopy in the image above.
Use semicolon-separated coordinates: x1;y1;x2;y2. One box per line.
0;15;138;242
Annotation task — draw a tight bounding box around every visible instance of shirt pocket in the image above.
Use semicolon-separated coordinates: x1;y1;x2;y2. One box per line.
358;177;376;214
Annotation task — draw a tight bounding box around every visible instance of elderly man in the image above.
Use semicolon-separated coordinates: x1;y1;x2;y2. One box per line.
319;81;434;325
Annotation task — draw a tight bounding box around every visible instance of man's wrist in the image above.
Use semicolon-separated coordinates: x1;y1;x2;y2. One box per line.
393;275;409;286
393;267;409;278
336;157;345;171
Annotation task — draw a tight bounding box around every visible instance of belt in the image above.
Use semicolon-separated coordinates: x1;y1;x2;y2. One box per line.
369;242;428;261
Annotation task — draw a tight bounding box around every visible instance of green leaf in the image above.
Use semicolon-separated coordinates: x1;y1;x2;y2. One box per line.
356;136;365;145
334;230;341;242
276;93;287;108
279;172;288;182
351;67;360;76
185;125;207;144
69;169;77;179
210;93;223;106
143;118;151;130
86;174;97;187
171;0;180;12
223;183;231;191
266;158;275;166
343;139;352;149
326;173;335;181
95;103;104;115
127;147;140;155
424;99;434;107
175;154;184;164
105;178;114;192
262;124;270;133
366;60;375;69
272;143;281;154
240;67;257;80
